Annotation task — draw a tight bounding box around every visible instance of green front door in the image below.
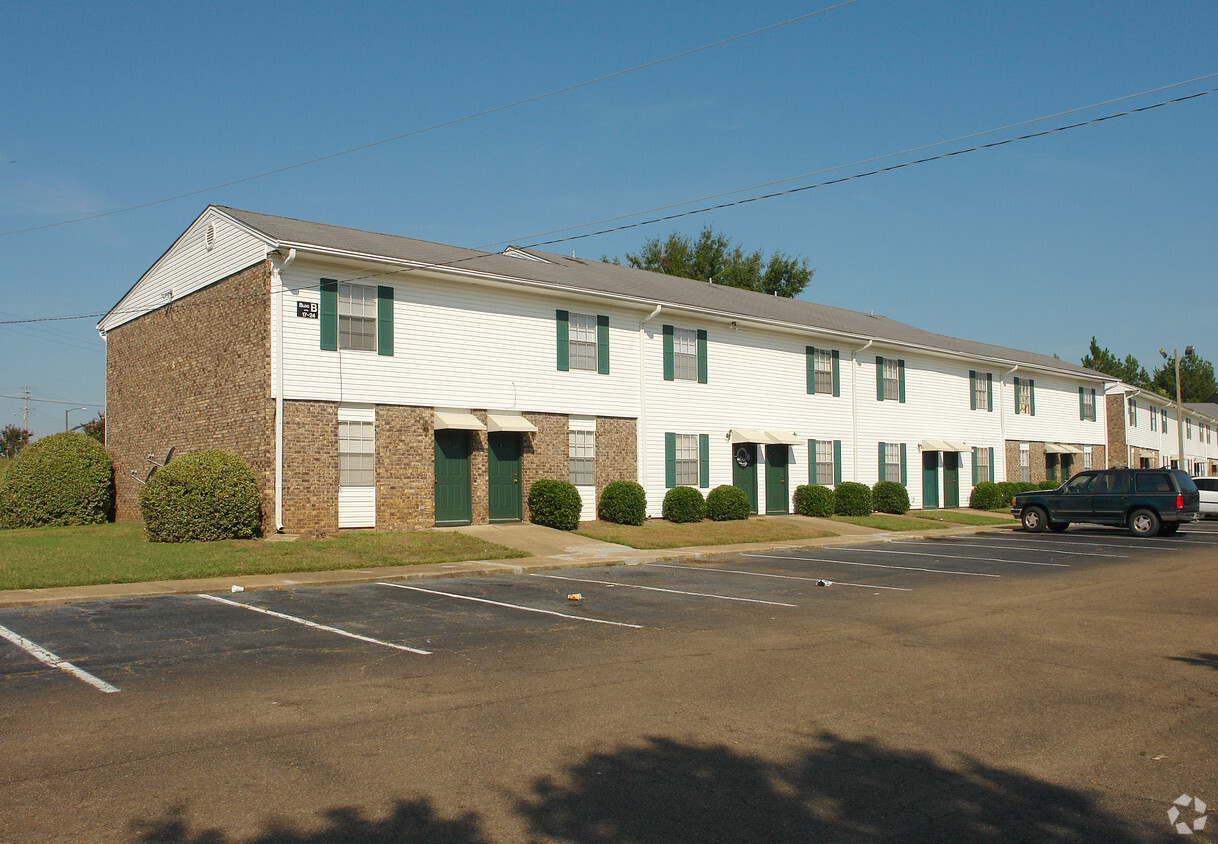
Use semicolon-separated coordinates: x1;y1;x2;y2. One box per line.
434;429;472;526
943;451;959;508
732;442;759;514
488;432;522;523
764;444;789;515
922;451;940;509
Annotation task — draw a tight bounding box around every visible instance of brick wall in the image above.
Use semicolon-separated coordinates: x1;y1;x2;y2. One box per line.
596;416;638;502
282;400;338;533
1106;394;1128;467
105;262;273;525
521;413;569;521
376;405;434;529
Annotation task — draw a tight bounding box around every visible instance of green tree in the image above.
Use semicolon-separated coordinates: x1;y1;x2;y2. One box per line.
80;413;105;444
1;425;31;458
1152;350;1217;403
610;225;812;298
1081;337;1151;389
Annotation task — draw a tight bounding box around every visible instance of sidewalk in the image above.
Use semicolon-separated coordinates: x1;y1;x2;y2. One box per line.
0;513;1014;609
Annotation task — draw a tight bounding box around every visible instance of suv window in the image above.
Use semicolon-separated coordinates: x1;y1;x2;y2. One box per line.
1096;472;1127;494
1195;478;1218;492
1134;473;1172;493
1064;473;1098;493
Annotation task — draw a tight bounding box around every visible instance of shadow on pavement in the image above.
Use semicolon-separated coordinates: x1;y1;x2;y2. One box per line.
1168;650;1218;671
129;731;1142;843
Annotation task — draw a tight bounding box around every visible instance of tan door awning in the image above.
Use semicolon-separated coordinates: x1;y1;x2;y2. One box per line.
729;428;773;443
1045;442;1084;454
765;430;803;446
486;412;537;433
942;440;970;452
921;439;971;452
433;410;486;431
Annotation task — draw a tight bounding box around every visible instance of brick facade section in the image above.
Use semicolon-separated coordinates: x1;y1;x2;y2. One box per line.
1006;439;1101;484
105;262;274;525
596;416;638;503
281;400;338;533
520;412;569;521
1106;394;1128;467
376;405;435;529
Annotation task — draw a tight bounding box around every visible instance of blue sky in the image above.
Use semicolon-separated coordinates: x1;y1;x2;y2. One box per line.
2;1;1215;438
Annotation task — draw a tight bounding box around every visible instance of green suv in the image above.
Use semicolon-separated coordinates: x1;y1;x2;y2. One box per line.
1012;468;1200;537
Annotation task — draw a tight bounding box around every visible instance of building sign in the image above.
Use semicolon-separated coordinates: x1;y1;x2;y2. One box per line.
297;301;319;319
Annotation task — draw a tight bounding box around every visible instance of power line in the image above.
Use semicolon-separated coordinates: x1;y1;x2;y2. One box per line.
0;1;861;239
0;80;1214;328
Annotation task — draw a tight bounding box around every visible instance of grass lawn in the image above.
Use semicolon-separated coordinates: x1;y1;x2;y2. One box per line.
831;514;953;531
575;518;835;549
0;522;529;591
911;511;1015;526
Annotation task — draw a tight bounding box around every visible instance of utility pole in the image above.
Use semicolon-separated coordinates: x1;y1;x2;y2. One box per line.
22;384;30;426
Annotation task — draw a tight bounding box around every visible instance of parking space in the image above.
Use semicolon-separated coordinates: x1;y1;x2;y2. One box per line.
2;525;1214;696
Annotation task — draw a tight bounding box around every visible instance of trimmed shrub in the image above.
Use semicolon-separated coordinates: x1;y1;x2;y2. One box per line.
0;432;113;528
662;486;706;523
139;449;261;542
1038;479;1064;489
598;480;647;525
969;481;1006;510
527;479;582;531
794;484;835;517
706;485;750;521
872;480;910;514
833;481;873;516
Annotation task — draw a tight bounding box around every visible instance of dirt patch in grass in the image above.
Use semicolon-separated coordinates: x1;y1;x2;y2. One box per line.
832;514;952;532
910;511;1015;526
575;518;835;549
0;523;529;591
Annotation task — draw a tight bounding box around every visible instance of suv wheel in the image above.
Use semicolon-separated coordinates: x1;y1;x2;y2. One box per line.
1127;508;1160;537
1021;506;1048;533
1158;522;1180;536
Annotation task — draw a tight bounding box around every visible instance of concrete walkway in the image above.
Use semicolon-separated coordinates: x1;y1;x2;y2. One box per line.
0;513;1014;609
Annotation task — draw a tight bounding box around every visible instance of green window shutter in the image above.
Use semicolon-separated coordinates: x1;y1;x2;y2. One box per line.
377;286;394;356
900;443;908;486
597;314;610;374
807;439;817;483
1029;379;1036;416
898;360;906;403
320;278;338;351
1079;387;1085;420
970;371;977;411
987;373;993;412
555;310;569;371
832;350;841;397
877;441;887;481
697;329;708;384
806;347;816;394
1013;376;1021;414
664;432;676;488
662;324;674;381
972;448;979;483
833;440;842;484
876;356;885;401
988;447;995;482
698;433;710;488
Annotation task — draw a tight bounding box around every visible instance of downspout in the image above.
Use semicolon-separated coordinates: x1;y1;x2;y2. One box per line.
1001;364;1018;482
851;339;874;483
270;247;296;532
638;305;662;498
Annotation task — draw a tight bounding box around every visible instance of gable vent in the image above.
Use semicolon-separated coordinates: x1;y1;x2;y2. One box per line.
204;222;216;251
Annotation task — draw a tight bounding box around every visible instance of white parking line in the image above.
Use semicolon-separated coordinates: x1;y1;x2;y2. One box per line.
1011;534;1213;549
532;573;798;606
200;594;431;654
0;623;120;693
874;546;1069;567
378;582;643;628
745;553;1000;577
647;563;913;591
931;540;1122;558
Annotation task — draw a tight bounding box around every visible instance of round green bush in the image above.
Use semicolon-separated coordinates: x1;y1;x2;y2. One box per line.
1038;479;1064;489
794;484;834;517
872;480;910;514
706;485;750;521
833;481;873;516
527;478;582;530
0;432;113;528
969;481;1006;510
598;480;647;525
662;486;706;523
139;449;261;542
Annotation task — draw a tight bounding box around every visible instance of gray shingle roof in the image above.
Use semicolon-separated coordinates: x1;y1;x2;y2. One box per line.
218;205;1105;379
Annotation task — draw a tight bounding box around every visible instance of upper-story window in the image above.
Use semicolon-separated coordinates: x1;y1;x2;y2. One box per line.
1127;397;1137;426
556;310;609;374
1186;418;1193;440
320;279;393;355
568;313;598;371
807;347;840;396
971;371;992;412
1014;377;1035;415
1079;387;1096;421
875;356;905;402
1151;406;1157;431
663;325;707;383
1162;408;1168;430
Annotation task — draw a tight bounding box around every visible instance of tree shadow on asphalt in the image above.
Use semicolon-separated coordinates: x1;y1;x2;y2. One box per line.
1168;650;1218;670
128;731;1142;843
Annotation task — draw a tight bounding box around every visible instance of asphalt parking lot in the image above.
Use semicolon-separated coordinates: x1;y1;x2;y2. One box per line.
2;523;1216;842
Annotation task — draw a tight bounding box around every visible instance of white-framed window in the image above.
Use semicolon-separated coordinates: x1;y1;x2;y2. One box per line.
1083;449;1092;470
1150;407;1157;431
568;312;598;371
338;282;378;351
1017;381;1033;415
674;433;700;486
883;358;900;401
883;442;901;482
1162;408;1168;430
1082;389;1096;422
816;439;834;485
1019;443;1030;482
672;327;698;381
338;420;375;487
814;349;834;394
975;374;990;411
975;447;991;483
569;430;595;487
1186;418;1193;440
1128;397;1137;426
